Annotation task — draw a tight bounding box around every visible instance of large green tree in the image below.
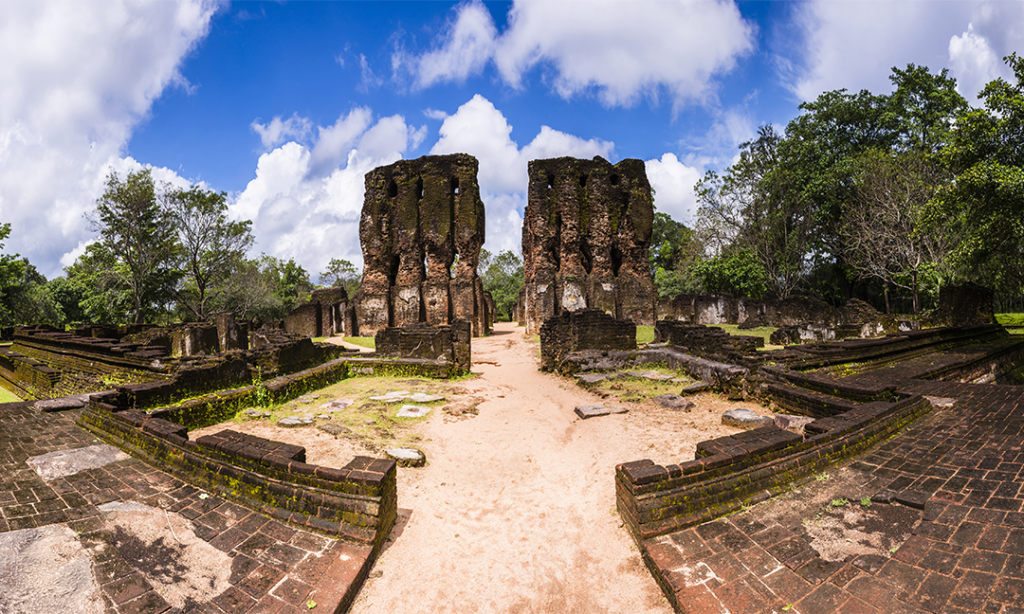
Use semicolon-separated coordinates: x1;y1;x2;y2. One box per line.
927;53;1024;300
695;125;811;299
319;258;362;299
165;184;254;321
649;212;703;298
89;169;179;323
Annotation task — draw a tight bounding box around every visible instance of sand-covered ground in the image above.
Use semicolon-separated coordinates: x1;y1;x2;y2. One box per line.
195;322;770;613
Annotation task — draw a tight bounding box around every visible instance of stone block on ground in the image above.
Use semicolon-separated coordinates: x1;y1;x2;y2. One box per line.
385;448;426;467
396;405;431;418
652;394;695;411
574;404;628;419
242;409;271;419
722;408;774;429
680;381;712;395
277;416;314;427
577;373;610;386
318;423;354;436
34;397;86;412
774;414;815;435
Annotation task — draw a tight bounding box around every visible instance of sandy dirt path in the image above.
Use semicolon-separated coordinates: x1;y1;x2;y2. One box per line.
349;323;689;614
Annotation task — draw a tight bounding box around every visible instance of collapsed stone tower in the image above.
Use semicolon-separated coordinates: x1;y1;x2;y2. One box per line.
355;154;489;337
521;156;656;335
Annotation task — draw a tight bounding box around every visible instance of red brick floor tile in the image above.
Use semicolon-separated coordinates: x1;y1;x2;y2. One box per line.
829;563;864;588
991;577;1024;605
949;570;998;610
959;548;1008;574
712;576;771;614
836;595;883;614
271;577;313;606
211;586;258;614
795;581;846;613
907;571;957;613
736;545;786;577
877;560;929;601
646;540;687;572
705;550;748;583
237;564;286;599
675;585;727;614
846;574;899;607
762;566;814;604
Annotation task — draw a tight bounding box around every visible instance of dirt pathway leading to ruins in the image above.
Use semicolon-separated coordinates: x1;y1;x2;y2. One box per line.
348;323;737;614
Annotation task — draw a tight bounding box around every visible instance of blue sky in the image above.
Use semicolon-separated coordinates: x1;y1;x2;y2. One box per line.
1;0;1022;283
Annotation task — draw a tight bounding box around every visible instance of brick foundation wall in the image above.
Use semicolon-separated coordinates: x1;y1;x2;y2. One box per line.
540;309;636;372
616;394;932;540
78;402;396;549
374;319;472;373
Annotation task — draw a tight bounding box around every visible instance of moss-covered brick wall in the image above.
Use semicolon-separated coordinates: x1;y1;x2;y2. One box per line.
77;400;397;552
616;394;932;541
539;309;636;372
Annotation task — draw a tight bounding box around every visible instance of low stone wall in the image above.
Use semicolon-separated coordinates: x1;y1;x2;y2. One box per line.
78;401;396;549
539;309;636;372
375;319;472;374
12;325;170;374
616;394;932;540
0;347;59;399
654;321;762;361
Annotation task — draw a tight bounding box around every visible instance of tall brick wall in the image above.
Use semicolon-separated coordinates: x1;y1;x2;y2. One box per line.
356;154;488;338
522;156;656;335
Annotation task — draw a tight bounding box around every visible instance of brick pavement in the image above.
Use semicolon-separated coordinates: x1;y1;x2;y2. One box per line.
639;371;1024;613
0;401;374;614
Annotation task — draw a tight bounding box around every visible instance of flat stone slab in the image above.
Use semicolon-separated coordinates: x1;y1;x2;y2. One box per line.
242;409;272;419
277;416;314;427
577;373;610;385
574;404;628;419
385;447;427;467
924;395;956;408
652;394;695;411
318;423;354;436
33;397;87;412
722;408;774;429
680;381;713;395
27;444;129;481
353;367;374;375
0;525;104;614
369;391;412;402
318;398;353;412
625;370;675;381
396;405;431;418
774;414;815;435
296;394;321;402
408;393;444;403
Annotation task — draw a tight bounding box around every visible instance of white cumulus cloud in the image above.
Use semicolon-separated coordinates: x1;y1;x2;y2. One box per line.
395;0;755;110
0;0;217;278
429;94;614;256
230;112;428;277
646;153;702;226
788;0;1024;103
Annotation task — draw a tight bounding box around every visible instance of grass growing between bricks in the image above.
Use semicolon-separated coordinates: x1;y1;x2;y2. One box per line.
586;364;695;404
223;374;453;455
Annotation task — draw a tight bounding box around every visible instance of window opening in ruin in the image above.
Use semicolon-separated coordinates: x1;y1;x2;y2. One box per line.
387;179;398;198
451;177;459;195
579;174;587;188
547;174;555;189
416;178;424;200
387;254;400;286
609;174;620;186
611;246;623;276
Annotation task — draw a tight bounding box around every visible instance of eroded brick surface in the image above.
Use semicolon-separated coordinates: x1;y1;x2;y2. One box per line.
0;402;373;614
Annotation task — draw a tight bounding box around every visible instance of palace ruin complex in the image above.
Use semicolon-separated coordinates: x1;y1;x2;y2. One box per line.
355;154;489;338
520;156;657;336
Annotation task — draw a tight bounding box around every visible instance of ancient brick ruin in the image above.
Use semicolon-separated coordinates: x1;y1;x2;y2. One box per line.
356;154;489;338
521;156;657;335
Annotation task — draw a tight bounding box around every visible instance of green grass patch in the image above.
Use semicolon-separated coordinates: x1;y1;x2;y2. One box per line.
343;336;376;349
584;364;693;404
711;323;784;350
222;374;451;453
996;313;1024;326
636;326;655;345
0;386;21;403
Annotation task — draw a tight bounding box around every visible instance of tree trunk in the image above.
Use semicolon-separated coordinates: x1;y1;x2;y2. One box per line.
912;270;920;315
884;283;890;315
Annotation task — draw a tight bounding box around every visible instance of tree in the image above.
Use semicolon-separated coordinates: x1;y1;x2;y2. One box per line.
649;212;703;298
478;249;524;321
320;258;362;299
64;242;134;324
695;125;812;299
927;53;1024;301
0;223;25;326
693;248;767;299
165;184;254;321
845;149;949;314
88;169;179;323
